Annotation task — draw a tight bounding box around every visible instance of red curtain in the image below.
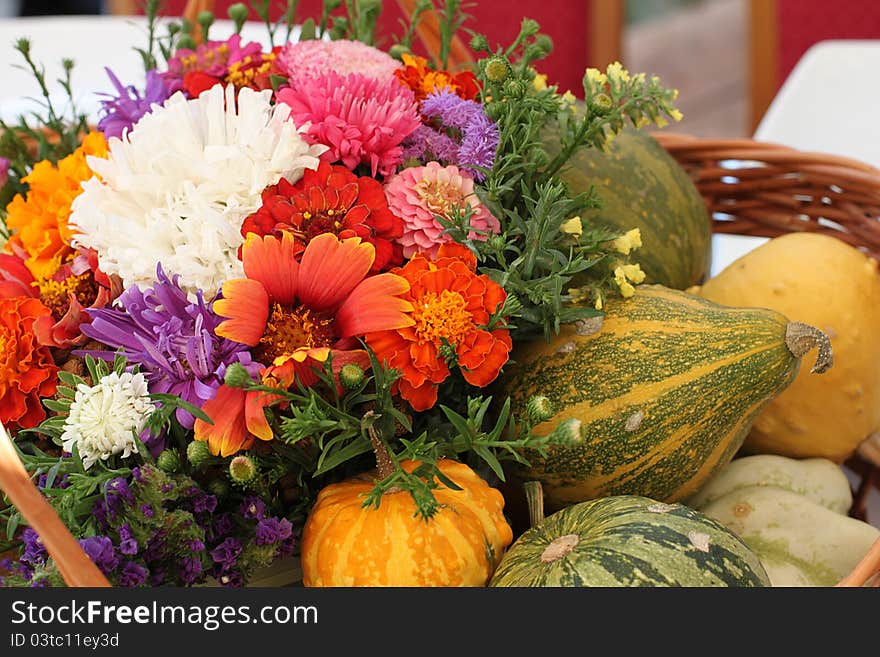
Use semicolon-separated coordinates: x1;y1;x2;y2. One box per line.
154;0;592;95
777;0;880;86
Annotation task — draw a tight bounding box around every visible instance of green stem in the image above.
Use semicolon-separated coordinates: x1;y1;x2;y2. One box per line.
523;481;545;528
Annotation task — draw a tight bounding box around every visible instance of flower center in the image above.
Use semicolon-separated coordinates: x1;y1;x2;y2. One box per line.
416;179;467;217
412;290;473;345
37;272;100;320
255;303;336;364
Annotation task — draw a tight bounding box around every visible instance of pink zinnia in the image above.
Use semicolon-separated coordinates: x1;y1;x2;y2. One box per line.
277;71;421;177
384;161;501;259
278;39;401;88
165;34;263;80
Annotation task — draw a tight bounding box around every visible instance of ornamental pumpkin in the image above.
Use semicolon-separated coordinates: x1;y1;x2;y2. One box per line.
300;458;514;587
689;232;880;462
501;284;833;511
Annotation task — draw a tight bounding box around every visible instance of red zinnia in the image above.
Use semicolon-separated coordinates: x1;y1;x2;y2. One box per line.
366;243;512;412
241;161;404;272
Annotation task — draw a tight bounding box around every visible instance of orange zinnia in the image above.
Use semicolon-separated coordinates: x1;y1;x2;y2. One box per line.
366;243;512;411
194;231;413;456
4;132;108;282
0;296;59;431
394;54;480;102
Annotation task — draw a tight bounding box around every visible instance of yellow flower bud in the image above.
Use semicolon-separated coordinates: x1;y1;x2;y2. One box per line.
532;73;548;91
669;108;684;122
585;68;608;89
560;216;583;238
612;228;642;255
621;263;646;283
607;61;630;84
594;294;604;310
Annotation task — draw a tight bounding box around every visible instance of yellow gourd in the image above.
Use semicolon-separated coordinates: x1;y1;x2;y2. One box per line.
689;232;880;462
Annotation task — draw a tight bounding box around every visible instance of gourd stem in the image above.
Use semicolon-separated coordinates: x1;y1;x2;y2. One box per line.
367;424;396;481
784;322;834;374
524;481;545;528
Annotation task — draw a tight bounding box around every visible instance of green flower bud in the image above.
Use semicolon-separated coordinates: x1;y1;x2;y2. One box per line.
533;34;553;57
229;454;258;485
186;440;213;469
526;395;554;423
488;234;507;252
227;2;249;27
176;34;197;52
590;92;613;115
503;78;529;99
167;22;181;36
325;0;343;10
157;449;180;473
483;56;511;83
548;418;584;446
389;43;411;61
207;477;230;499
224;362;253;388
197;10;215;28
520;18;540;38
339;363;365;389
470;33;490;53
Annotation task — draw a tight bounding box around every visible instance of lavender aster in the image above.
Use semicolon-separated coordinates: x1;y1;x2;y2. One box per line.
97;68;179;140
81;264;259;431
405;90;500;180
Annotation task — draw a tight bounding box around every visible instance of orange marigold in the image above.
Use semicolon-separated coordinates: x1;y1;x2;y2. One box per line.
0;296;58;431
394;53;480;102
4;132;108;281
366;243;511;411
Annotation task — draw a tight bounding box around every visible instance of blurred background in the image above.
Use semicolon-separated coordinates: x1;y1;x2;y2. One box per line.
3;0;880;138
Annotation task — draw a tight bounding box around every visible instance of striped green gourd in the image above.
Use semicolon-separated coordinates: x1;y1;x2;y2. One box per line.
489;492;771;587
502;285;832;512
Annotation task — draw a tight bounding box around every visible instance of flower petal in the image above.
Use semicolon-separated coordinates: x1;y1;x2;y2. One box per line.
335;273;414;337
244;389;276;442
296;233;375;310
242;231;300;305
194;384;251;457
214;278;269;346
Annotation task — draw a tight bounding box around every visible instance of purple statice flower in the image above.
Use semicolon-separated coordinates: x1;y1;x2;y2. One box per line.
210;538;242;569
118;524;138;556
20;528;47;567
255;517;293;547
97;68;180;140
0;157;9;188
214;568;245;588
79;536;120;575
37;473;70;490
240;496;266;520
192;492;218;515
118;561;148;587
140;504;154;518
207;513;235;543
81;264;258;432
277;532;298;559
404;89;500;180
179;557;204;585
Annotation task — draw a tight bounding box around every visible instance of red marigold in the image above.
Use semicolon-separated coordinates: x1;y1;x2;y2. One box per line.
241;161;404;272
0;296;59;431
394;53;481;102
366;243;511;411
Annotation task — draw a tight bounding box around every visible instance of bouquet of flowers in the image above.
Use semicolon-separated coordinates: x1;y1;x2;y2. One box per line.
0;0;679;587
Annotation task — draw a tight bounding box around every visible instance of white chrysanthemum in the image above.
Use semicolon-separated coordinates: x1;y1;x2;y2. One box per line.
61;372;154;470
69;84;327;296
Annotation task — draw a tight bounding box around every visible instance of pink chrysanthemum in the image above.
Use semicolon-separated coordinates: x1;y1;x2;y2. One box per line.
384;161;501;259
277;71;421;177
277;39;401;88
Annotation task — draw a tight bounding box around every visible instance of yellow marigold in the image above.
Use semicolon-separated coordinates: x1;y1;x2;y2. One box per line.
5;132;108;281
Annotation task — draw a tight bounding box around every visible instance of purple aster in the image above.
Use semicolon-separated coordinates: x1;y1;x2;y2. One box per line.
118;561;148;587
79;536;119;574
405;89;500;180
97;68;180;140
255;517;293;546
210;538;242;569
81;264;258;431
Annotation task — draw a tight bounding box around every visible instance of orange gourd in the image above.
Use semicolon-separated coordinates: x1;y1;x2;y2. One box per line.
300;458;514;587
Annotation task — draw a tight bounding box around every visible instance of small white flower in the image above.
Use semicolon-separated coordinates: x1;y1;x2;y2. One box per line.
61;371;154;470
69;84;327;297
